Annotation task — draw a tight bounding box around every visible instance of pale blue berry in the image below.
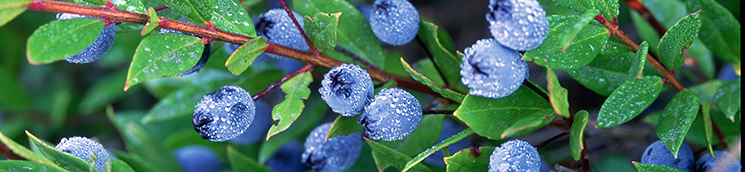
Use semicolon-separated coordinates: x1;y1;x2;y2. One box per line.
487;0;548;51
56;13;115;64
489;139;541;172
460;39;528;99
358;88;422;141
256;9;310;58
266;140;309;172
369;0;420;45
319;64;374;116
301;122;362;172
641;140;694;171
55;136;110;172
229;100;272;145
193;85;255;142
694;150;742;172
174;145;220;172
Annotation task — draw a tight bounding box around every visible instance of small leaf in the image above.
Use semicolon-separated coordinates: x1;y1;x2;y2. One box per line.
597;76;663;128
712;79;740;121
500;110;556;138
125;33;204;91
266;72;313;139
211;0;256;36
257;94;326;163
402;129;475;172
686;0;740;64
444;146;494;172
227;146;272;172
629;41;649;81
26;130;90;172
0;0;30;27
656;89;700;158
524;15;609;70
109;0;146;13
701;102;715;158
570;110;589;161
105;159;136;172
560;9;600;52
141;84;215;123
162;0;215;24
632;161;685;172
0;160;65;172
225;36;267;75
88;152;98;172
304;12;340;51
366;138;432;172
141;7;160;36
78;70;130;115
417;20;468;93
401;57;465;103
547;68;570;117
27;18;104;65
0;131;63;170
657;11;701;70
326;115;362;141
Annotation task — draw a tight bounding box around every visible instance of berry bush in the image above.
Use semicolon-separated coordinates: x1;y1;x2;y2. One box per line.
0;0;740;171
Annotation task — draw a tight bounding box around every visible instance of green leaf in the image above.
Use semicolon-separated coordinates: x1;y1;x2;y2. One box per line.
401;58;465;103
0;69;30;112
686;0;740;64
109;150;158;172
656;89;700;158
413;58;446;86
524;15;609;70
162;0;215;24
293;0;386;69
0;160;66;172
0;131;63;171
712;79;740;121
304;12;340;51
701;102;715;158
600;36;633;55
566;52;662;96
0;0;30;27
266;72;312;139
88;152;98;172
570;110;589;161
444;146;494;172
381;114;445;157
141;84;215;123
366;138;432;172
26;131;91;172
225;36;267;75
227;146;272;172
454;86;553;140
141;7;160;36
76;0;105;5
79;70;130;115
551;0;618;22
258;94;326;163
632;161;685;172
326;115;362;140
402;129;475;172
629;41;649;81
107;109;183;172
560;9;600;52
500;109;556;138
597;76;664;128
26;18;104;65
547;69;570;117
106;159;135;172
594;0;619;21
110;0;146;13
211;0;255;36
657;11;701;70
125;33;204;91
417;20;467;93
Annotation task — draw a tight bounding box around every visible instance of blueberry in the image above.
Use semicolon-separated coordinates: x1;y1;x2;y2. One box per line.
229;100;272;145
301;122;362;172
423;119;472;167
460;39;528;99
488;139;541;172
255;9;310;59
694;150;742;172
193;85;256;142
486;0;548;51
55;136;111;172
266;140;309;172
369;0;420;46
358;88;422;141
641;140;694;171
174;145;220;172
319;64;375;116
717;63;740;80
56;13;116;64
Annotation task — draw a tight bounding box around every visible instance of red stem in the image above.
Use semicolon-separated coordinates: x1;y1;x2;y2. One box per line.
534;130;570;149
252;64;315;101
278;0;318;53
334;46;382;72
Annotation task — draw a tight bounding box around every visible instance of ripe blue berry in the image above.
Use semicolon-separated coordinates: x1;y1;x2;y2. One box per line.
488;139;541;172
717;63;740;80
56;13;116;64
302;122;362;172
266;140;309;172
694;150;742;172
319;63;374;116
174;145;220;172
641;140;694;171
424;119;472;167
369;0;420;45
193;85;256;142
460;39;528;99
256;9;310;58
486;0;548;51
358;88;422;141
229;100;272;145
55;136;111;172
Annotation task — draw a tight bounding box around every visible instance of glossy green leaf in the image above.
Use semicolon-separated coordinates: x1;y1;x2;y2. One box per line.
0;160;65;172
26;131;90;172
570;110;589;161
401;58;465;103
75;0;104;5
629;41;648;81
27;18;104;65
417;20;467;93
79;70;130;115
109;150;158;172
366;138;432;172
712;80;740;121
402;129;475;172
293;0;386;68
162;0;215;24
500;109;556;138
656;89;699;158
560;9;599;52
266;72;312;139
0;131;63;171
0;0;30;27
444;146;494;172
701;103;715;157
566;52;662;96
225;37;267;75
125;33;204;91
381;114;444;157
326;115;362;140
686;0;741;64
227;146;272;172
632;161;685;172
600;36;633;55
551;0;618;21
689;80;723;103
304;12;340;51
547;69;570;117
141;7;159;36
413;58;446;86
110;0;146;13
141;84;215;123
106;159;135;172
524;15;609;70
597;76;663;128
594;0;619;21
258;94;326;163
658;11;701;70
454;86;553;140
211;0;255;36
107;109;183;172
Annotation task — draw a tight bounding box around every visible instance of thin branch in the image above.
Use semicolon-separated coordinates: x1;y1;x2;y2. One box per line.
621;0;666;36
278;0;318;53
581;139;592;172
534;130;570;149
422;109;455;115
153;5;168;11
334;46;382;72
252;64;315;101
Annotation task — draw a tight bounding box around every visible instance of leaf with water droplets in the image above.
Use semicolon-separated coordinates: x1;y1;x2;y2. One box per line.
444;146;494;172
632;161;685;172
401;58;465;103
417;20;468;93
141;7;160;36
402;129;474;172
380;114;444;157
686;0;740;64
559;9;599;52
225;36;267;75
304;12;340;51
547;69;570;117
125;33;204;91
656;89;699;158
0;131;63;171
266;72;312;139
75;0;105;6
0;0;30;27
500;109;556;138
26;131;89;172
162;0;215;24
109;0;146;13
565;52;662;96
366;138;432;172
552;0;619;22
211;0;255;36
570;110;589;161
712;79;740;122
629;41;648;81
657;11;701;70
326;115;361;141
0;160;66;172
597;76;663;128
27;18;104;65
524;15;609;70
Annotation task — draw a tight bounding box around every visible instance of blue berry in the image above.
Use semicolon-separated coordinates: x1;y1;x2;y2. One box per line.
488;139;541;172
256;9;310;58
193;85;255;142
717;63;740;80
56;13;116;64
266;140;309;172
301;122;362;172
460;39;528;99
641;140;694;171
174;145;220;172
486;0;548;51
229;100;272;145
424;119;472;167
319;64;375;116
694;150;741;172
55;136;111;172
369;0;420;45
358;88;422;141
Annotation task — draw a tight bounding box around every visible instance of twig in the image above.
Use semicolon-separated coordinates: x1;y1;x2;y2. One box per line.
422;109;455;115
152;5;167;11
621;0;666;36
334;46;382;72
534;130;570;149
278;0;318;53
581;139;592;172
252;64;315;101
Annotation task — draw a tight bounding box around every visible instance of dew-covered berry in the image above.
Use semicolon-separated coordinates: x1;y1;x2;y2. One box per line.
229;100;272;145
256;9;310;58
358;88;422;141
489;139;541;172
174;145;220;172
56;13;116;64
486;0;548;51
369;0;420;45
266;140;309;172
319;63;375;116
193;85;255;142
460;39;528;99
641;140;694;171
55;136;110;172
694;150;742;172
301;122;362;172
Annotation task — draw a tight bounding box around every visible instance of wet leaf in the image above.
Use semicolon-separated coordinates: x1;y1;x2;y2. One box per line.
629;41;648;81
26;131;89;172
657;11;701;70
656;89;699;158
632;161;685;172
162;0;215;24
551;0;619;22
401;58;465;103
444;146;494;172
0;0;30;27
211;0;255;36
304;12;340;51
27;18;104;64
524;15;609;70
105;159;136;172
141;7;159;36
402;129;475;172
225;37;267;75
110;0;146;13
597;76;663;128
712;79;740;121
500;110;556;139
257;94;326;163
570;110;589;161
125;33;204;91
559;9;599;52
366;138;432;172
0;131;63;170
686;0;740;64
547;68;570;117
326;115;362;140
266;72;312;139
0;160;65;172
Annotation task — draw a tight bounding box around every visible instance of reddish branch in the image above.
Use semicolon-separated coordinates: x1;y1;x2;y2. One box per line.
422;109;455;115
278;0;318;53
252;64;315;101
622;0;667;36
534;130;570;149
0;142;26;160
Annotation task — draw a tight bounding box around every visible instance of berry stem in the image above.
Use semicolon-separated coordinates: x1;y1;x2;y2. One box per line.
335;46;382;73
533;130;570;149
278;0;318;53
422;109;455;115
580;139;592;172
153;5;168;11
252;64;316;101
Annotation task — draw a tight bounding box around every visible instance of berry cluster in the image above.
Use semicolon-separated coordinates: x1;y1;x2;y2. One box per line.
641;140;742;172
55;136;111;172
174;145;220;172
302;122;362;172
56;13;116;64
192;85;256;142
489;139;542;172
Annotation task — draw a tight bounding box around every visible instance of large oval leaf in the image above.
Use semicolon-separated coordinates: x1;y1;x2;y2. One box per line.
597;76;663;128
0;0;30;27
712;79;740;121
27;18;104;65
225;37;267;75
444;146;495;172
686;0;740;64
162;0;215;24
524;15;609;70
0;131;63;170
551;0;619;21
125;33;204;91
366;138;432;172
656;89;699;158
657;11;701;70
565;52;662;96
211;0;255;36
